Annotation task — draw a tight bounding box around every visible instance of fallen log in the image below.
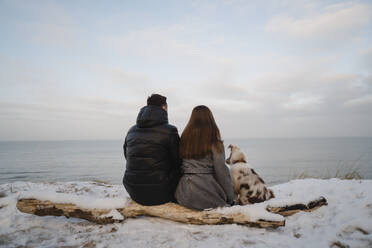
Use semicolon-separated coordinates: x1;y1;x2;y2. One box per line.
16;198;116;225
266;197;328;217
121;200;284;228
17;198;284;228
16;196;327;228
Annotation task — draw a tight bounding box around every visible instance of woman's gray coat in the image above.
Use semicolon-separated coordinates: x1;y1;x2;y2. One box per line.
175;146;235;210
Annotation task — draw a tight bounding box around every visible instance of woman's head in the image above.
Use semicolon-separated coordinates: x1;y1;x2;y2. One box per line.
180;105;223;159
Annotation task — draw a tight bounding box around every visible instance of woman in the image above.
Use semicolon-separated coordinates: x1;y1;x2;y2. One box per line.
175;105;234;210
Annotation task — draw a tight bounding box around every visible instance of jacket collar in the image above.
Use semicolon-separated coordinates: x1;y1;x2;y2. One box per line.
136;105;168;128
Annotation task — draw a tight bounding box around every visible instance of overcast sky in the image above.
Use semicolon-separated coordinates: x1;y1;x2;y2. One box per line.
1;0;372;141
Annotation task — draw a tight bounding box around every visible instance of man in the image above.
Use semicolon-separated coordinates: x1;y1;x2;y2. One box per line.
123;94;181;205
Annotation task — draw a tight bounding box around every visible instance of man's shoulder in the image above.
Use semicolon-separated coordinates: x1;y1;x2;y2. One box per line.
127;123;178;134
163;123;178;133
127;124;137;133
154;123;179;136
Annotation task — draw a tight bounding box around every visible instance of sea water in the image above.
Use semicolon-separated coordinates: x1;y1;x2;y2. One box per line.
0;137;371;185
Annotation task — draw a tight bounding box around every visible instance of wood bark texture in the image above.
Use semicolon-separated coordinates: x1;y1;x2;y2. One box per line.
266;197;328;217
17;196;327;228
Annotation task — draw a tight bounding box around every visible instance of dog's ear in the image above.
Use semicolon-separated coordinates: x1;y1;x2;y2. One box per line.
228;144;233;150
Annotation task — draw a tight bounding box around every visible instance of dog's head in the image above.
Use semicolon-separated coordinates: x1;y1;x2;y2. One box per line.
225;144;247;165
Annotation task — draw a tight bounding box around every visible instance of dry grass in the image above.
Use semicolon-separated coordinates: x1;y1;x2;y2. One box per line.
291;168;363;180
290;155;366;180
330;241;350;248
91;179;111;185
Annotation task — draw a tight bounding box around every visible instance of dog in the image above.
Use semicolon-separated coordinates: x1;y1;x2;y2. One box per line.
225;144;274;205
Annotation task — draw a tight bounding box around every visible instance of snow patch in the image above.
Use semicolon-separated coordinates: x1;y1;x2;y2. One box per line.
214;204;285;222
100;209;124;220
0;179;371;248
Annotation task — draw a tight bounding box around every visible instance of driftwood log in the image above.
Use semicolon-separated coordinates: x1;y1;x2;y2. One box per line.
266;197;328;217
17;197;327;228
16;199;116;224
121;200;284;228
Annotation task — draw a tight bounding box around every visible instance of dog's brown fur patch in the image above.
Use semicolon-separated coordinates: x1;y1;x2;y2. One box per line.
248;196;264;204
240;183;250;190
258;177;265;184
232;158;247;164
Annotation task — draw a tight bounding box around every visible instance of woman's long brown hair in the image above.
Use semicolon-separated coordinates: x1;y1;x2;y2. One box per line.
180;105;224;159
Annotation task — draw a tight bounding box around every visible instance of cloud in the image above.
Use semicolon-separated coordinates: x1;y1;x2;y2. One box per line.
14;1;83;48
266;2;372;40
100;23;235;77
282;93;323;110
344;94;372;106
1;0;372;139
102;24;201;58
361;47;372;72
0;98;136;121
188;53;372;124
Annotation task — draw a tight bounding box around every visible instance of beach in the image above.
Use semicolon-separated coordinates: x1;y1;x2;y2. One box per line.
1;178;371;247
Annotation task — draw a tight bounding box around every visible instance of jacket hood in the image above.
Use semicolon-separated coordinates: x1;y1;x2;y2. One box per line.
136;105;168;128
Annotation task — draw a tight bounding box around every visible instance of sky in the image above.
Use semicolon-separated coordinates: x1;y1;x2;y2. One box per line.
0;0;372;141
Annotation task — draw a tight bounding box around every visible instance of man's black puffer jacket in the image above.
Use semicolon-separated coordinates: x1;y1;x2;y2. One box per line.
123;105;181;205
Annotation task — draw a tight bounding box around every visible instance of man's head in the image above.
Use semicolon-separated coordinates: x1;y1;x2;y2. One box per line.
147;94;168;112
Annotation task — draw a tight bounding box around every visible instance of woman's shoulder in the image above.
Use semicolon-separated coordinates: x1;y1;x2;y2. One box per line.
211;142;225;154
182;155;213;164
210;143;226;163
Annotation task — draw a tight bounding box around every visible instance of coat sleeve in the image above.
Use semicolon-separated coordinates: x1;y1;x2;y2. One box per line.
123;135;127;160
212;146;234;205
168;128;182;185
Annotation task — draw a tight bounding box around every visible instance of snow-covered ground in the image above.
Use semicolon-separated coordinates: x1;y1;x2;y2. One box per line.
0;179;371;248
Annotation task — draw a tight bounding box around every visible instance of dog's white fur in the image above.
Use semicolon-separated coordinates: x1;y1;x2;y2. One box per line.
226;144;274;205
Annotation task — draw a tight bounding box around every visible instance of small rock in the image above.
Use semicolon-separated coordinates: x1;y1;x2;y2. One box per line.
82;241;96;248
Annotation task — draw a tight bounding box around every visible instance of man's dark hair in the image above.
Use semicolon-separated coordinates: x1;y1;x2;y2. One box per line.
147;94;167;107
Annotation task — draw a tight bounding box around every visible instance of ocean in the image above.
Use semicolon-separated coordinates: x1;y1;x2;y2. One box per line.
0;137;371;186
